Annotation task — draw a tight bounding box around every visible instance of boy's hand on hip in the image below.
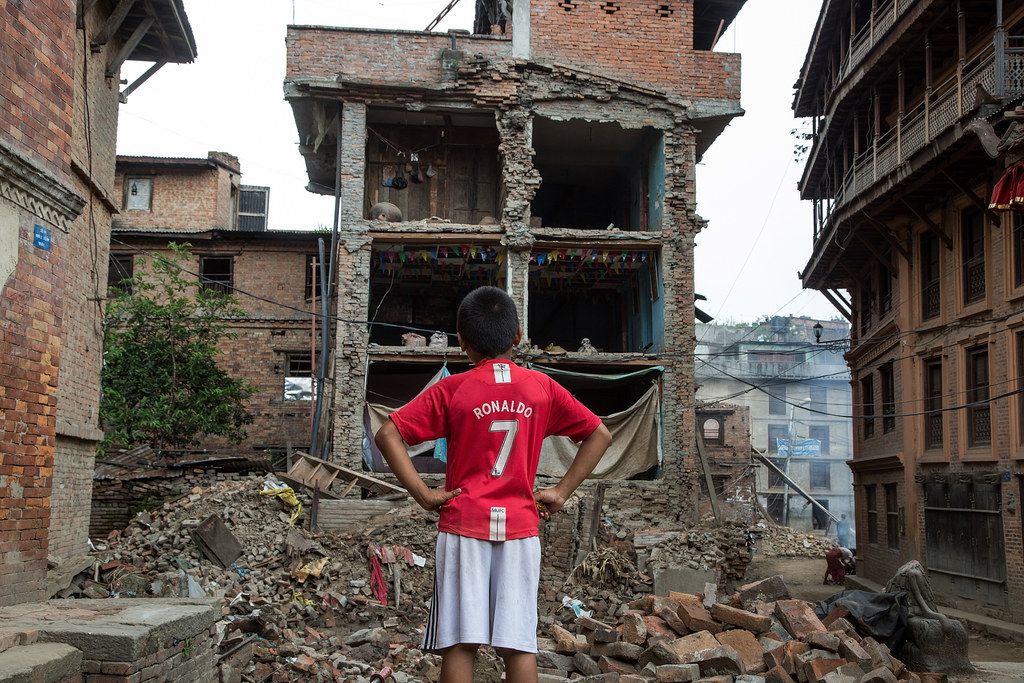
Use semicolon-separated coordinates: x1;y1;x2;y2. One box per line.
534;487;568;519
417;486;461;512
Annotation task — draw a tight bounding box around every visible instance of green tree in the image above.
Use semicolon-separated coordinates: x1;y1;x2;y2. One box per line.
100;243;255;451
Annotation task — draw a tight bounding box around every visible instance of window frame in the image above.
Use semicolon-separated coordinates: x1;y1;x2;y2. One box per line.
809;384;827;412
123;175;154;211
966;344;991;448
199;255;234;296
700;416;724;445
809;425;830;454
283;351;315;402
809;461;831;490
107;253;134;296
866;484;878;545
923;357;944;451
767;424;788;455
920;231;941;321
877;257;893;317
1013;213;1024;292
860;374;875;439
885;483;900;550
960;207;986;307
880;362;895;434
768;385;786;416
1017;330;1024;454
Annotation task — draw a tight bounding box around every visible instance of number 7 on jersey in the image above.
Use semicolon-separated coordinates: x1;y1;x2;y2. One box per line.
488;419;519;476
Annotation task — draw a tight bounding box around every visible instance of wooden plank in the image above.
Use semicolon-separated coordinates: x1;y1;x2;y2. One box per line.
285;452;407;498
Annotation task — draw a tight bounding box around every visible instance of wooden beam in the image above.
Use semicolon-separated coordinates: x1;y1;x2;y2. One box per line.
822;289;853;322
863;213;911;263
853;230;894;271
106;15;154;77
900;197;952;250
695;428;721;524
118;59;165;103
830;287;851;308
91;0;136;51
940;170;1000;224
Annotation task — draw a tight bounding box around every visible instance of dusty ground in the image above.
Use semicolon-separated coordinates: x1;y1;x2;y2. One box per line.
741;554;1024;681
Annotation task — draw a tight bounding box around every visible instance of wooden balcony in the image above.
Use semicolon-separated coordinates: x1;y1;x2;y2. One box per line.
811;48;1024;244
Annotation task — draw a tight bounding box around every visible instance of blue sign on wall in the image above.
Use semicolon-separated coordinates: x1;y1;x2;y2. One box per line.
33;224;51;251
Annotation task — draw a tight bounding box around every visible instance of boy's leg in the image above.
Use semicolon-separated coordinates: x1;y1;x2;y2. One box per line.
497;648;538;683
440;643;478;682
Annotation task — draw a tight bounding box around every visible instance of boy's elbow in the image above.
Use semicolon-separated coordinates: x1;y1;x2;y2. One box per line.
594;423;612;447
375;420;397;450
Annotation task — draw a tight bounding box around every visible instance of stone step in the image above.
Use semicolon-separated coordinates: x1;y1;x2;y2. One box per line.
0;642;82;683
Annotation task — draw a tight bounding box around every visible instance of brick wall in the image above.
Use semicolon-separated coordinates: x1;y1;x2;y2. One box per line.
48;6;127;562
0;220;62;606
529;1;740;100
49;439;95;560
107;235;330;453
112;163;235;232
0;0;76;183
0;0;80;606
286;27;510;83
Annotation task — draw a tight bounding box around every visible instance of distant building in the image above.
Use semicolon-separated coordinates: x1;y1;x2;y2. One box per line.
696;317;854;534
695;403;756;524
109;154;333;456
795;0;1024;623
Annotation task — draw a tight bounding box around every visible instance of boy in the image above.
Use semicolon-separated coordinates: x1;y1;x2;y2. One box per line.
375;286;612;682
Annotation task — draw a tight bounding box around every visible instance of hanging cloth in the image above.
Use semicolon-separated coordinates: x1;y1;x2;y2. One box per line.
989;159;1024;210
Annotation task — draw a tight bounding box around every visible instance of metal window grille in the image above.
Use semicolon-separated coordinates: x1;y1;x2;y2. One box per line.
238;185;269;232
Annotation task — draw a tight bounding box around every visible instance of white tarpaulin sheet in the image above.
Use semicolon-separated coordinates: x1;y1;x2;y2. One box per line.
536;381;661;480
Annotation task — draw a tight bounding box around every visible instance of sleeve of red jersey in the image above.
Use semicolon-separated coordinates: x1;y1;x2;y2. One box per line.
543;377;602;442
388;382;449;446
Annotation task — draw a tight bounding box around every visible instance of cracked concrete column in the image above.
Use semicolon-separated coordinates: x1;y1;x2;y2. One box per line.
496;106;541;338
330;101;372;466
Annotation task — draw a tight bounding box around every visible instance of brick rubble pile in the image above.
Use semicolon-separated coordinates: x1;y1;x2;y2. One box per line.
49;475;947;682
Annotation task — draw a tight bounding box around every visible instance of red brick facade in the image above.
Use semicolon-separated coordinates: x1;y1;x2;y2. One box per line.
0;0;76;181
113;154;240;233
1;0;195;606
1;0;80;606
529;1;740;100
796;0;1024;622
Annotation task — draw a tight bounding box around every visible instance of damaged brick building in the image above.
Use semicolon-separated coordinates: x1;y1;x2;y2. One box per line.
109;152;334;458
283;0;747;521
795;0;1024;622
1;0;195;605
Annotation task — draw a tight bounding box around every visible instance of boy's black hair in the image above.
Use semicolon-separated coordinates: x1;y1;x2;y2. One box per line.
457;286;520;357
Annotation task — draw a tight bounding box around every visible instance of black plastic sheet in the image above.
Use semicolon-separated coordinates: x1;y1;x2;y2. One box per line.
814;589;909;652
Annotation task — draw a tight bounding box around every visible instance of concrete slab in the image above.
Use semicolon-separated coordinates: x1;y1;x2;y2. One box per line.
0;642;81;683
0;598;220;662
653;565;719;597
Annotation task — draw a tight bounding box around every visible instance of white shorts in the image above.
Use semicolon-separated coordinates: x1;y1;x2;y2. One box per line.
421;532;540;653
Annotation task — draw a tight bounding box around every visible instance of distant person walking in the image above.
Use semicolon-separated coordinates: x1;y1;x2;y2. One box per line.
836;513;852;548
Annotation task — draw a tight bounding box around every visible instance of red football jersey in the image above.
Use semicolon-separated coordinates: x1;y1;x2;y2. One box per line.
389;359;601;541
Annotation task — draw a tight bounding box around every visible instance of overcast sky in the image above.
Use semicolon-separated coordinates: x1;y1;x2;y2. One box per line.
116;0;836;323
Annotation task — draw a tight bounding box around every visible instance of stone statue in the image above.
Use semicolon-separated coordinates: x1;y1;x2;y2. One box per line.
885;560;973;673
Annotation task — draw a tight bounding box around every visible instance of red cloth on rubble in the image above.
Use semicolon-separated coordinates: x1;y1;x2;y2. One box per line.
824;546;846;584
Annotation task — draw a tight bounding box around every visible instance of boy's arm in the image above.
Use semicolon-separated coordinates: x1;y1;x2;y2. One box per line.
534;422;612;518
374;419;461;511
